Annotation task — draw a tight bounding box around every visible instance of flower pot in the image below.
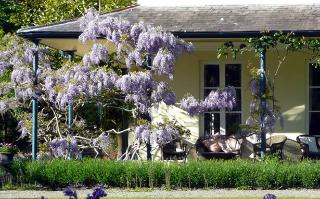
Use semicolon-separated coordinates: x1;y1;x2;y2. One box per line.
0;153;14;165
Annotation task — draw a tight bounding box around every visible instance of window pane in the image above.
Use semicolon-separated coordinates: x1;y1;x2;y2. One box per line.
204;113;220;136
310;88;320;111
310;63;320;86
204;64;219;87
225;64;241;87
204;88;217;98
226;113;241;136
309;112;320;135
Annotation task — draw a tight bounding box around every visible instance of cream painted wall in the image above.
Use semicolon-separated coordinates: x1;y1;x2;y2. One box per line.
166;41;311;141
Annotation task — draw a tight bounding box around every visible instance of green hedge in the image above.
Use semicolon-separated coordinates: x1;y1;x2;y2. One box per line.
0;166;5;177
8;159;320;189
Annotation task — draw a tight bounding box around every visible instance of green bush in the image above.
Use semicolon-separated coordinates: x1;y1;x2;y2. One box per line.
0;166;5;177
8;158;320;189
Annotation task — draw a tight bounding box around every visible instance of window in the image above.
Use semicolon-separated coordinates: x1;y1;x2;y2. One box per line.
202;64;242;136
309;63;320;135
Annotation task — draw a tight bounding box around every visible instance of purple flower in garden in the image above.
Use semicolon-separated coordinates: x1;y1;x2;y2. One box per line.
203;87;236;111
151;126;178;145
180;95;201;116
91;187;107;199
0;61;9;75
0;101;7;114
63;187;77;198
180;87;236;116
151;82;176;105
49;137;79;159
134;124;151;143
83;44;108;66
152;49;175;79
250;79;259;96
116;72;154;95
23;45;34;64
130;22;146;41
263;193;277;199
79;8;99;31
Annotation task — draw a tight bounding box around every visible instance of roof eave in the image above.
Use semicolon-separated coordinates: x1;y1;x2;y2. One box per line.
17;30;320;40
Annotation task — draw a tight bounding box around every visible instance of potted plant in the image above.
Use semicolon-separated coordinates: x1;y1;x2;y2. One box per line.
0;143;18;165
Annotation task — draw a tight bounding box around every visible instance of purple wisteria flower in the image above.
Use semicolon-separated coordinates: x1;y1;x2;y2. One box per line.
151;126;179;145
134;124;151;143
180;87;237;116
263;193;277;199
151;82;176;105
152;49;175;79
180;95;202;116
0;101;7;114
78;9;193;79
44;66;117;108
83;44;108;66
250;79;259;96
63;187;77;199
202;87;237;111
49;137;79;159
0;61;9;75
86;187;107;199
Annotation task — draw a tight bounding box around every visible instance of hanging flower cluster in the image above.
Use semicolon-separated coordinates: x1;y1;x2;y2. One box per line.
245;75;282;135
45;65;117;108
0;101;8;115
49;137;80;159
79;8;193;79
134;123;179;146
180;87;237;116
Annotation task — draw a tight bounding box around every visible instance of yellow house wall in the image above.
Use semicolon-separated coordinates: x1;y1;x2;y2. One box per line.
165;41;311;141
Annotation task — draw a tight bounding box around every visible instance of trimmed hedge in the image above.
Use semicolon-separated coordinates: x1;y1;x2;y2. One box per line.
0;166;5;177
8;159;320;189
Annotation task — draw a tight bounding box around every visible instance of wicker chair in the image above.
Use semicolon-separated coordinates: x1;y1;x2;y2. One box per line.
253;135;287;158
195;136;241;160
161;139;188;161
296;135;320;159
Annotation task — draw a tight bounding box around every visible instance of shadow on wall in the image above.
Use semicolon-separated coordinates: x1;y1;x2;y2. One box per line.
275;104;305;140
151;102;199;144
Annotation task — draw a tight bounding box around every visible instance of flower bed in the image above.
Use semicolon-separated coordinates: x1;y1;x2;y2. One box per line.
8;159;320;189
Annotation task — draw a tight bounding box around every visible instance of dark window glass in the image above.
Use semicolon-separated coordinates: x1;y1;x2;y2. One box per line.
226;113;241;136
310;112;320;135
204;65;219;87
204;113;220;136
310;88;320;111
225;64;241;87
204;88;217;98
310;63;320;86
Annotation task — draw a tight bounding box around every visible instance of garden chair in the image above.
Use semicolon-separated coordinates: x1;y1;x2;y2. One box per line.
161;138;189;161
296;135;320;159
253;135;287;158
195;135;242;160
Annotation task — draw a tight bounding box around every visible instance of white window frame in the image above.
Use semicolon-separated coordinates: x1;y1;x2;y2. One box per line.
199;61;243;137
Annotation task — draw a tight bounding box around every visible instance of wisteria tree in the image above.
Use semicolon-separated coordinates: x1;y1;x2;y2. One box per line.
0;9;237;160
77;9;236;159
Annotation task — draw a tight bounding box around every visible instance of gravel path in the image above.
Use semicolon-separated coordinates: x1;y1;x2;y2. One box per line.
1;189;320;198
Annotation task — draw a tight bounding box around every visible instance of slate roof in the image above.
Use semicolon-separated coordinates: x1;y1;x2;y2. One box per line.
17;4;320;38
